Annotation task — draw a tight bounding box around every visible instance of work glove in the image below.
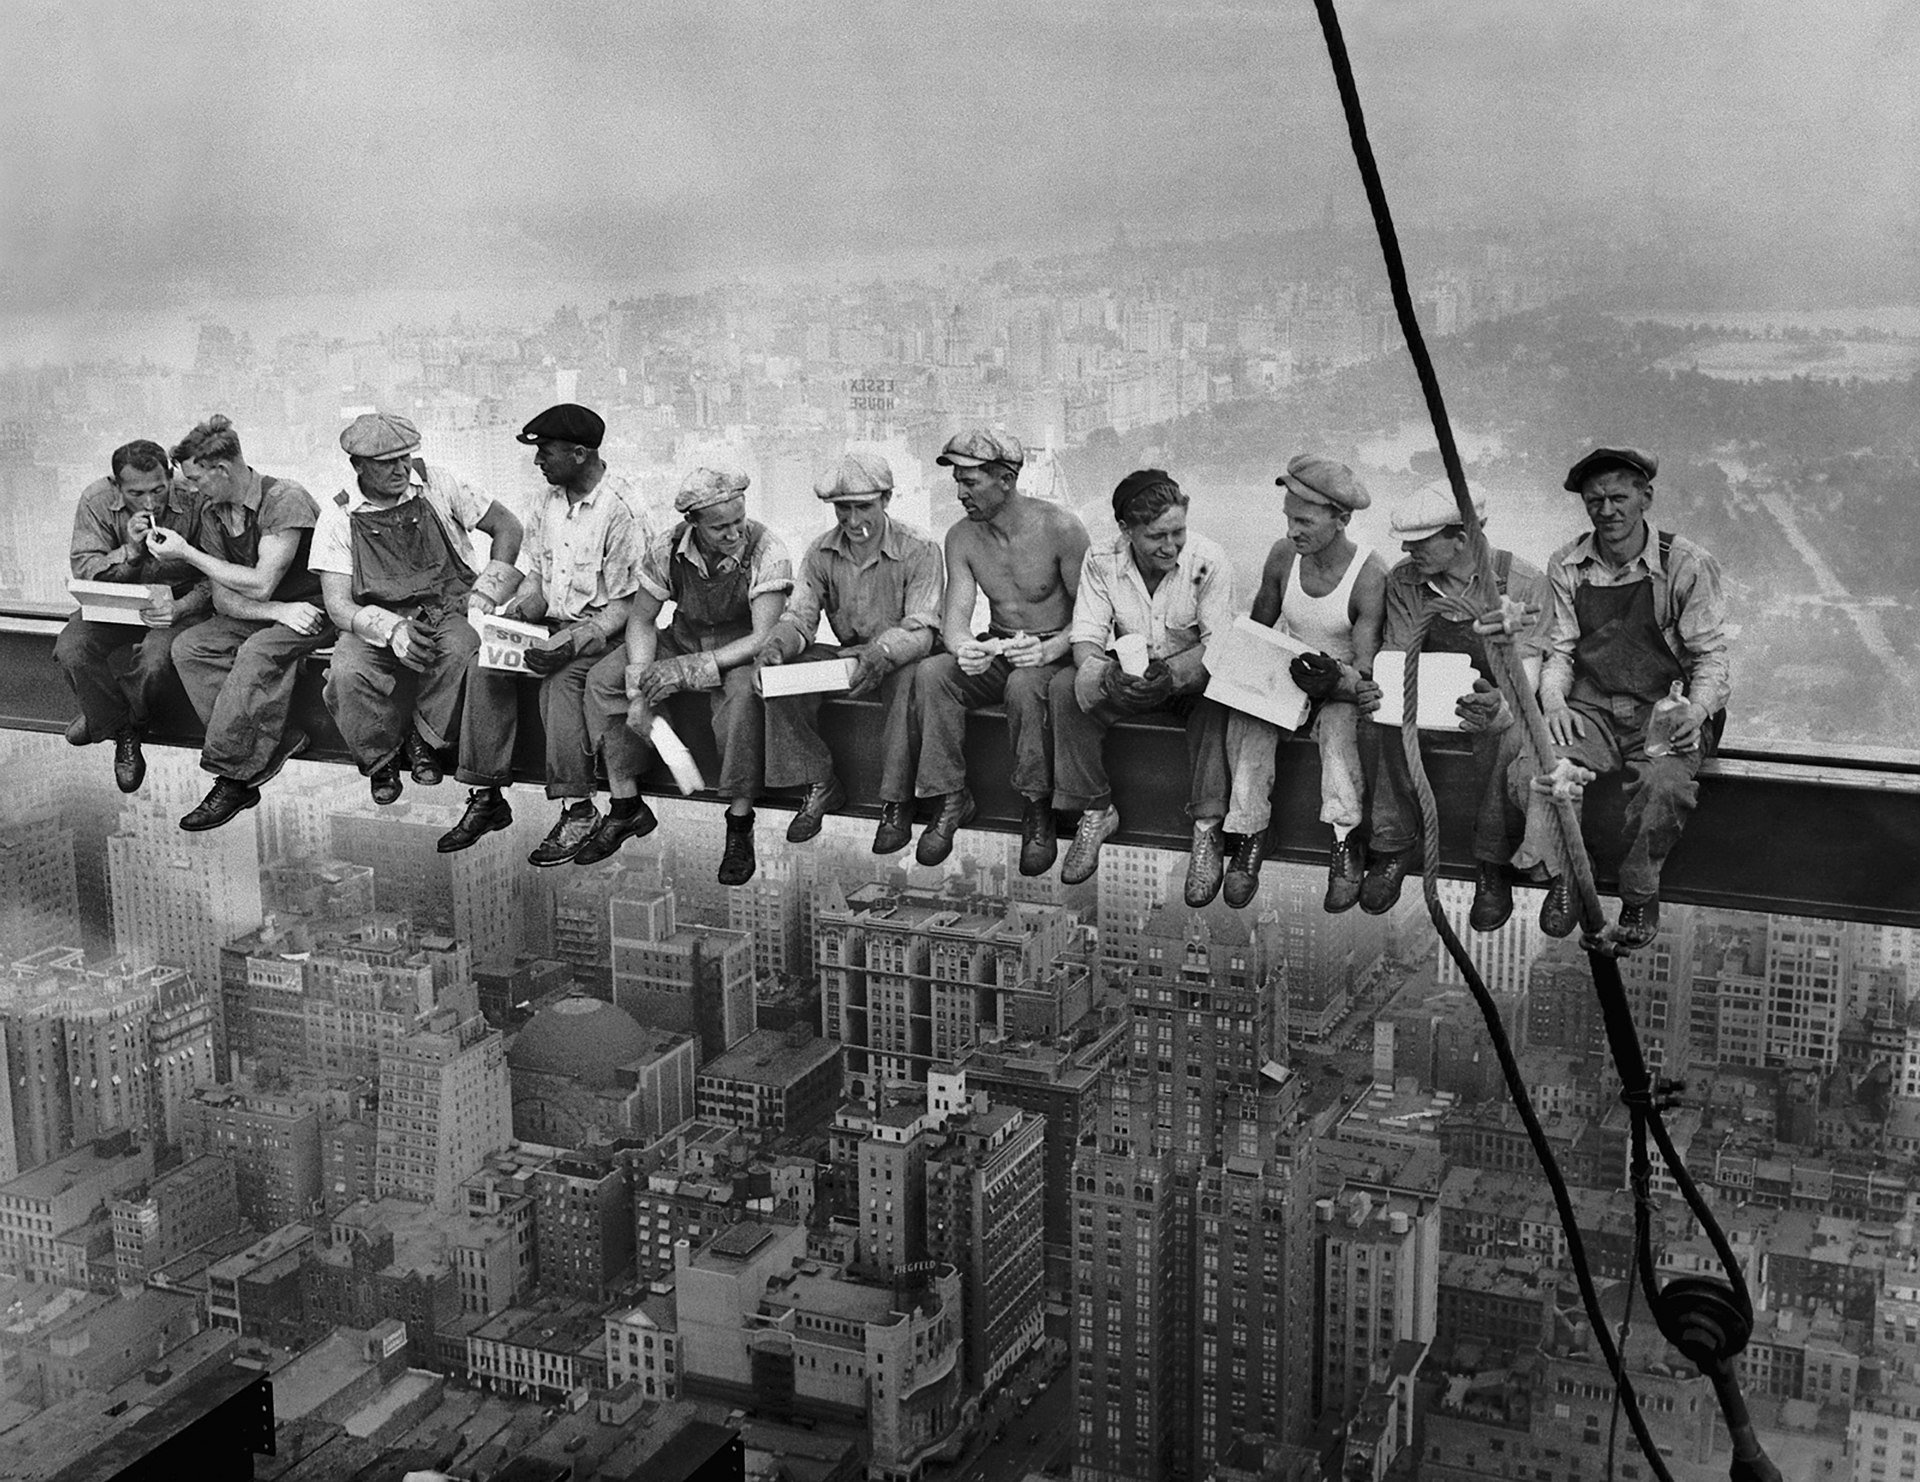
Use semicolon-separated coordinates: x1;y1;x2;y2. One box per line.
391;617;436;673
845;645;891;698
636;650;722;704
1122;657;1176;711
1290;651;1345;700
468;559;523;616
523;632;574;676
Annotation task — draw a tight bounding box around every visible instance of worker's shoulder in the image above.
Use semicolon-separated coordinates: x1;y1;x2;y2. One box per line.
73;475;117;511
1027;497;1088;541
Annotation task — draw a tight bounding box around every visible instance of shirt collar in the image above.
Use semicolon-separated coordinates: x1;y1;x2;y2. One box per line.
1568;524;1663;576
338;467;424;514
218;465;266;513
820;515;903;566
675;522;747;576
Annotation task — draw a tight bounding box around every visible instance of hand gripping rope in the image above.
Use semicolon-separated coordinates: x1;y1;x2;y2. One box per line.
1305;2;1779;1477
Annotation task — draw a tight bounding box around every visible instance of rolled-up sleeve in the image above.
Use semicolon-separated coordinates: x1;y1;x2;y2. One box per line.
1537;555;1582;707
1069;550;1117;650
873;538;945;665
747;530;794;599
1672;544;1732;715
775;544;830;649
306;500;354;576
634;529;675;603
441;469;491;531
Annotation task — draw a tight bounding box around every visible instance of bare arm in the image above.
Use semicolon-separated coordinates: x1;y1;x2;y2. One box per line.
1040;514;1092;665
1248;543;1292;628
939;526;981;656
622;589;666;679
1349;555;1388;673
710;590;787;673
474;500;523;564
148;524;301;603
319;571;360;636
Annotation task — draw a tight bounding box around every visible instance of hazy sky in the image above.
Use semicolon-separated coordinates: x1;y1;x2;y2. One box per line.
4;0;1915;309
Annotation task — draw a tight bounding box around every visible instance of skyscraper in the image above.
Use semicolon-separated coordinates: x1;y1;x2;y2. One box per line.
0;814;80;965
609;883;755;1061
373;1007;512;1211
329;795;520;966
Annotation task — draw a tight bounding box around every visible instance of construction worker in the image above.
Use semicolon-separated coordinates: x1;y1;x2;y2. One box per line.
439;404;646;865
311;412;521;806
1052;469;1236;902
1220;456;1387;911
758;451;943;849
579;466;792;882
911;427;1089;874
1362;484;1548;930
149;415;331;831
55;439;211;793
1512;447;1730;950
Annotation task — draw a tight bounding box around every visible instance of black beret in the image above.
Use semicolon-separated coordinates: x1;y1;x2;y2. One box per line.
517;403;605;450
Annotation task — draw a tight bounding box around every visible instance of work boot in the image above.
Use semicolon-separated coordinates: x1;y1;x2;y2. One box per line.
1060;806;1119;886
1613;898;1662;952
787;777;845;844
529;801;601;867
573;797;658;866
718;810;757;886
1223;828;1268;910
1538;876;1578;938
436;788;513;853
112;731;146;794
872;801;913;856
1184;819;1225;908
369;760;403;806
1325;834;1365;914
1019;797;1058;877
1469;863;1514;932
915;788;976;867
404;728;444;786
179;778;260;832
1359;848;1415;915
64;715;91;747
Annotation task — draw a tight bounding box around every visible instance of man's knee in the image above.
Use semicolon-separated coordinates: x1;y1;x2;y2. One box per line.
440;619;482;665
1003;664;1053;715
584;651;626;710
53;620;94;672
917;653;964;702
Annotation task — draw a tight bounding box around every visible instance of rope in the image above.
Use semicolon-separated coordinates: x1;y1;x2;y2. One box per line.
1305;2;1778;1477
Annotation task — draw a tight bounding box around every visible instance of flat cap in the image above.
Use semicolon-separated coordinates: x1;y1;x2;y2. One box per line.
339;411;420;461
815;451;895;502
516;403;605;450
674;465;751;513
1391;482;1487;543
1564;446;1657;492
936;426;1025;470
1277;454;1370;512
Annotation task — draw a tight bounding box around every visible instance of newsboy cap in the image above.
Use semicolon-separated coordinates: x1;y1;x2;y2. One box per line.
1276;454;1370;512
1390;482;1488;544
936;426;1025;470
815;451;895;502
1564;446;1658;492
339;411;421;460
674;466;751;514
517;403;606;449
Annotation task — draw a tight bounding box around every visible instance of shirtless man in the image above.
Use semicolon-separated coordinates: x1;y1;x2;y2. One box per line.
908;427;1090;874
1221;456;1388;910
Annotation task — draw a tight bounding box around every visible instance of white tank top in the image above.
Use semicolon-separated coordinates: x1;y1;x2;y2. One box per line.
1281;542;1370;661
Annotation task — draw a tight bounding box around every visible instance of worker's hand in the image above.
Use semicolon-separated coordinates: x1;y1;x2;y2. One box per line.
637;652;721;703
390;619;431;672
955;638;995;677
1074;657;1114;713
1471;597;1540;640
1543;702;1587;748
1666;699;1708;755
523;633;573;676
126;511;155;544
1123;658;1176;711
1456;678;1512;733
144;526;192;561
845;645;890;698
1000;632;1044;669
276;601;328;638
625;696;654;737
1290;651;1345;701
139;590;176;629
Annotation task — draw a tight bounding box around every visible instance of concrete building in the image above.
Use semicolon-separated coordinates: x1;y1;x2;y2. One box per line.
0;814;79;966
466;1298;608;1401
696;1025;842;1137
606;1293;680;1400
108;1154;240;1284
923;1091;1045;1390
506;992;696;1147
107;770;263;1010
0;1135;152;1283
815;881;1076;1098
374;1007;511;1211
329;794;520;966
609;884;756;1061
304;1197;467;1359
674;1218;965;1482
728;853;808;981
207;1222;315;1346
534;1148;634;1302
18;1287;203;1406
1314;1187;1441;1426
181;1082;324;1229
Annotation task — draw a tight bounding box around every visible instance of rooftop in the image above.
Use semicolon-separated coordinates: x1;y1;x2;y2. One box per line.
697;1027;839;1086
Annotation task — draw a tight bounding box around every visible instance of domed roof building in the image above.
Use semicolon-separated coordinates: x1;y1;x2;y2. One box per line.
506;994;695;1147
